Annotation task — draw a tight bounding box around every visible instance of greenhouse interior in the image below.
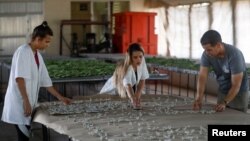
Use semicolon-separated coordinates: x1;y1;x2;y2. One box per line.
1;0;250;141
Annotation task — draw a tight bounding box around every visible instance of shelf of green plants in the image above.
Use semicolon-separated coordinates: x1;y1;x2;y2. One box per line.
1;59;115;82
3;57;250;80
45;59;115;81
146;57;201;74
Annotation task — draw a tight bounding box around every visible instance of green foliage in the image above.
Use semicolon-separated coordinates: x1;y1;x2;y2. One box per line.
146;57;200;70
247;68;250;74
45;60;115;79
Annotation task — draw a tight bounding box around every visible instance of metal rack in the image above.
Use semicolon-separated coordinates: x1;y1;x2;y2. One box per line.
45;76;110;101
59;20;110;56
149;64;217;102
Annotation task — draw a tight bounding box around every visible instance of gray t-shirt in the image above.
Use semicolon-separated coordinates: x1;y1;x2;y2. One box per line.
201;43;249;94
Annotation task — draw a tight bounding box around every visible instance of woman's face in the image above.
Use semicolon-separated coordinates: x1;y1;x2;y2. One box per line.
131;51;143;67
34;35;52;50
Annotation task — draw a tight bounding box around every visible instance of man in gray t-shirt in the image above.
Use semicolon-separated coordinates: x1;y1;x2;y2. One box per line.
193;30;249;112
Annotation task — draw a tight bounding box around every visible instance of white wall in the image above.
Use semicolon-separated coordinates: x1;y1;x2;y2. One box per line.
44;0;72;56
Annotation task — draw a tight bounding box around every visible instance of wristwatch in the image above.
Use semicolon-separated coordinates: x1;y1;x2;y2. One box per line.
223;99;228;105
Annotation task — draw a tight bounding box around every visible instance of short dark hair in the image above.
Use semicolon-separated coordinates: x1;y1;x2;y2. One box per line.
200;30;222;46
31;21;53;40
127;43;144;57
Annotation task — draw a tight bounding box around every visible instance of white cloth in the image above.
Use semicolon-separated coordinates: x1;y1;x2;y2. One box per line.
18;125;30;137
1;44;52;125
100;57;149;94
99;76;116;95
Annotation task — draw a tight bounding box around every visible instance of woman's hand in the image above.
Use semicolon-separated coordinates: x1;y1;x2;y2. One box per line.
134;94;141;107
129;96;137;107
23;98;32;117
46;87;72;105
58;96;72;105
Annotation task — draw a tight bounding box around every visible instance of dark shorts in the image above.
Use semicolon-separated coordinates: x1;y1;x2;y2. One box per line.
15;125;30;141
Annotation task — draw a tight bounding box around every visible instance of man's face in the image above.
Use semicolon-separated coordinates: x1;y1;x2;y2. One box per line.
202;43;220;57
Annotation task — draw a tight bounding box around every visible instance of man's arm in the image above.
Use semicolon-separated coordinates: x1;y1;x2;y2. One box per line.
193;66;209;110
225;72;243;102
215;72;243;112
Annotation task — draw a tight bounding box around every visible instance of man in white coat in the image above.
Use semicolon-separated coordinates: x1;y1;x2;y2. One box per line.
1;21;71;141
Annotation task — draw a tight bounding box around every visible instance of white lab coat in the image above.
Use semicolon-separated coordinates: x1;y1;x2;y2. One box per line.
100;57;149;94
1;44;52;125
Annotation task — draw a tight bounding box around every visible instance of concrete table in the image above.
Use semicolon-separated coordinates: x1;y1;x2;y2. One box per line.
33;95;250;141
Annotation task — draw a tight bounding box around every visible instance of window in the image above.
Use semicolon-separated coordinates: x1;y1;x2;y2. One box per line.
235;0;250;62
190;3;209;59
167;5;190;58
0;1;43;55
211;1;233;45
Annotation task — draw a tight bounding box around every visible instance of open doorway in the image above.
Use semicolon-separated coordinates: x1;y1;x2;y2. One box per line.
70;1;129;54
71;2;91;51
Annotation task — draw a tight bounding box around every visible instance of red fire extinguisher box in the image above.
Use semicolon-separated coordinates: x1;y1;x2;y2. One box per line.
113;12;157;55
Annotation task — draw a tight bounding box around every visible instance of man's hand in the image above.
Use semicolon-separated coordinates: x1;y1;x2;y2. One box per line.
193;99;202;111
23;98;32;117
214;103;226;112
